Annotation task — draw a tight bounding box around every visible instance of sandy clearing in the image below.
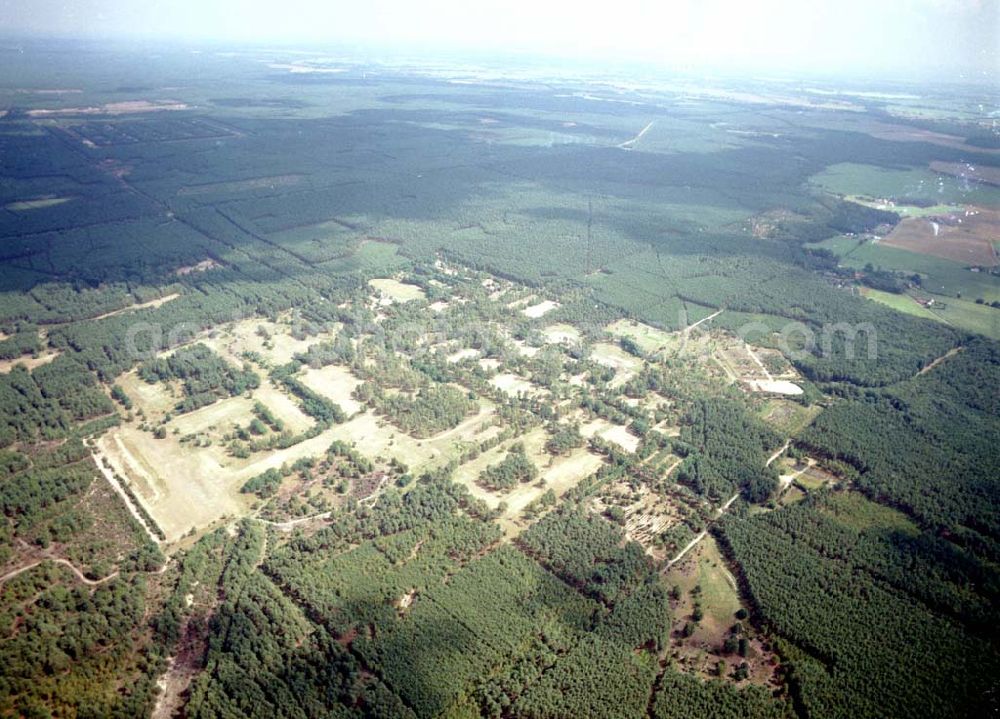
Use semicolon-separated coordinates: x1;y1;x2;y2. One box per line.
92;453;162;546
253;382;314;433
618;120;655;150
490;373;541;397
5;196;73;211
177;174;304;197
89;293;181;322
96;427;245;542
429;300;450;313
478;358;502;372
0;351;60;374
479;447;604;538
542;323;581;344
512;340;540;358
538;450;604;497
175;259;221;276
581;418;640;453
268;63;347;74
522;299;560;318
117;370;178;417
298;364;364;416
201;318;324;366
446;348;480;363
169;396;257;436
598;423;640;453
369;278;426;303
99;402;498;543
917;346;964;376
747;379;803;395
590;342;642;372
28;100;190;117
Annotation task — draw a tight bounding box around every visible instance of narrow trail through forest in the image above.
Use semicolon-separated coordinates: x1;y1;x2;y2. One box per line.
665;439;790;569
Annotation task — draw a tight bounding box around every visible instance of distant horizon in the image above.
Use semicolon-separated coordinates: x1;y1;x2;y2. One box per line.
0;0;997;83
0;31;996;89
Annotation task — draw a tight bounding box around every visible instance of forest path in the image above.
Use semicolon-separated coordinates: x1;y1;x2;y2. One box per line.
0;556;118;588
92;453;163;546
766;440;791;467
686;308;724;334
253;512;332;531
618;120;655;150
917;346;964;377
665;440;789;569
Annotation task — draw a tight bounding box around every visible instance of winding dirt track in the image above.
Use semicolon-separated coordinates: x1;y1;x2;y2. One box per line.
0;557;118;587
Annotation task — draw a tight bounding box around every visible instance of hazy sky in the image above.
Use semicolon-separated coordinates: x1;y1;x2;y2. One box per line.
1;0;997;78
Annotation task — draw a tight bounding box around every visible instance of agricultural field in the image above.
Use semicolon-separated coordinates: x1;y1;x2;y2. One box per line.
0;38;996;719
881;209;999;266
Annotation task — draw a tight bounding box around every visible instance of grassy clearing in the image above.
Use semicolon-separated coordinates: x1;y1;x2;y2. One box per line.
806;233;865;256
606;318;676;354
759;400;822;435
819;492;919;534
822;238;998;303
862;288;1000;339
861;288;940;320
810;162;1000;207
667;535;776;685
922;294;1000;339
844;194;962;218
779;486;806;507
795;468;833;491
